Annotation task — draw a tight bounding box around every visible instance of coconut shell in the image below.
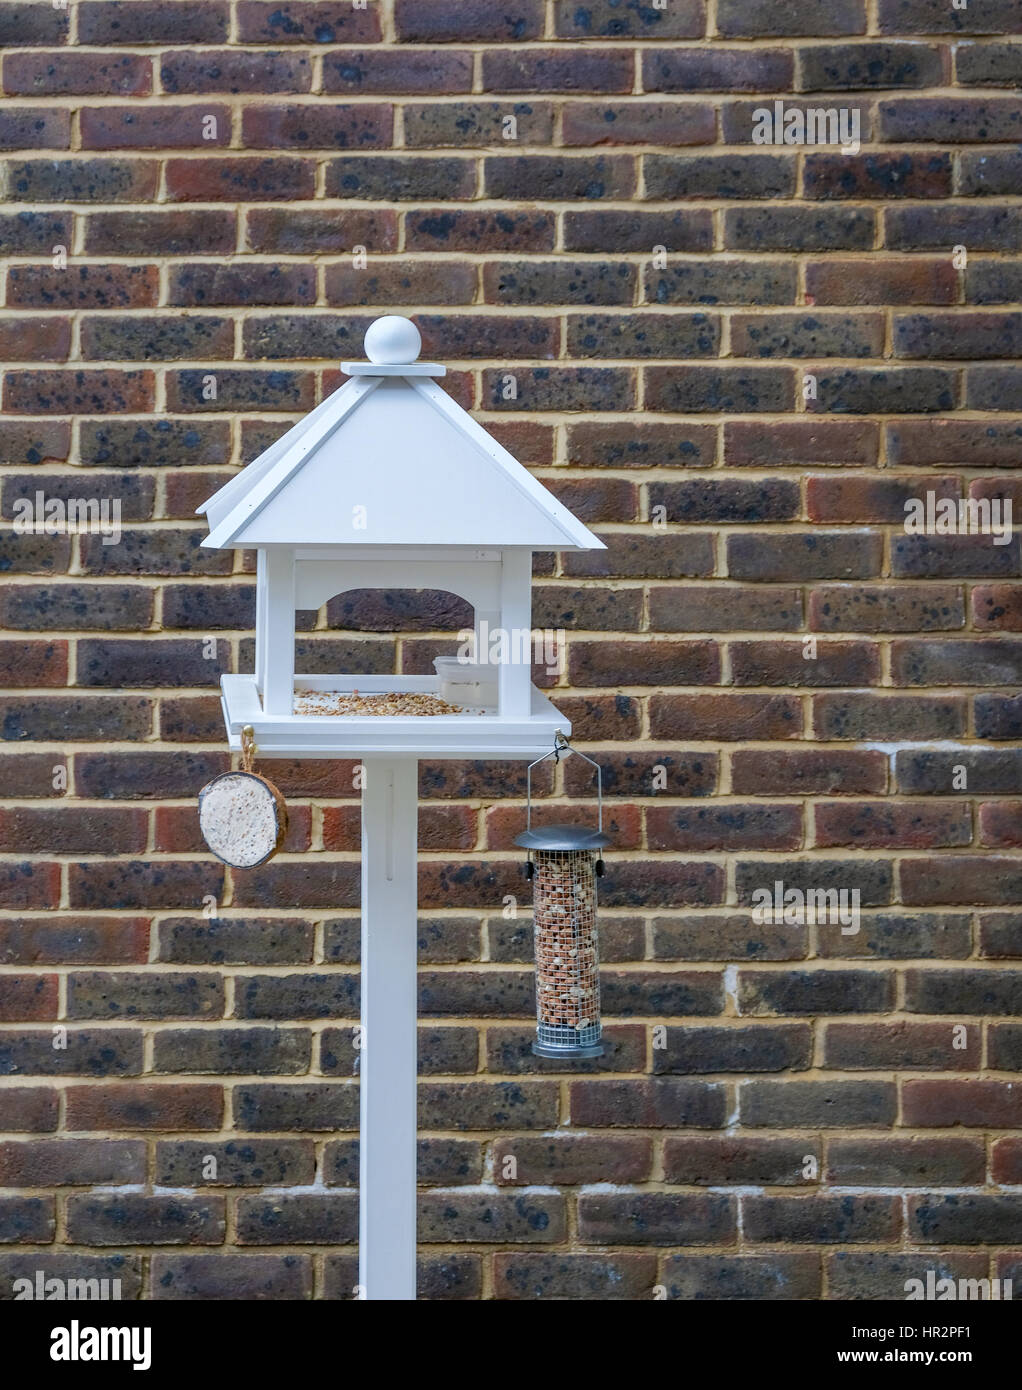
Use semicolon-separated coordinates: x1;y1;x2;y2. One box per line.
198;771;288;869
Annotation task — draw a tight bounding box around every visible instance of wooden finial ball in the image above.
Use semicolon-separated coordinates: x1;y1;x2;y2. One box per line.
364;315;421;365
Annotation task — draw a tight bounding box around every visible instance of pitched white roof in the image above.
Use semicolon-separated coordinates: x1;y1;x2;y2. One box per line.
199;341;604;551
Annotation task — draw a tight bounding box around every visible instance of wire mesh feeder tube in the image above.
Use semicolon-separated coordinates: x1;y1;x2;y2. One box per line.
533;845;602;1057
515;736;610;1060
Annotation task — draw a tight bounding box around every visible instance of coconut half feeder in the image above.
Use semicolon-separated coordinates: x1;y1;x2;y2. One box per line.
516;736;609;1060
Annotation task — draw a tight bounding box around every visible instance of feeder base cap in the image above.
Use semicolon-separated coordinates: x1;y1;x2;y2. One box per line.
532;1041;604;1060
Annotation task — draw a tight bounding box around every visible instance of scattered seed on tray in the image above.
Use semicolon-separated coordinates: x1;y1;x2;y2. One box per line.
293;691;480;716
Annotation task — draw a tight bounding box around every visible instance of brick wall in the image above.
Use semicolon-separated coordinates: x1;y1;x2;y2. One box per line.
1;0;1021;1301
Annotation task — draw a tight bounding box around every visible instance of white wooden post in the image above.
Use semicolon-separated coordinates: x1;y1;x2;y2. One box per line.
359;756;418;1301
254;550;268;696
498;548;533;717
262;547;295;715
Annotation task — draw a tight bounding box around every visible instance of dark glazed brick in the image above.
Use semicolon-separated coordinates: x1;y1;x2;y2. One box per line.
395;0;541;41
78;2;228;43
554;0;704;37
570;1078;725;1127
407;209;544;254
482;48;633;93
151;1253;311;1300
647;259;797;306
718;0;866;37
326;157;474;201
567;308;717;358
323;49;472;94
80;419;230;467
725;206;875;252
237;1;381;43
909;1195;1022;1245
494;1252;655;1300
0;1196;54;1243
578;1192;735;1245
645;48;793;92
827;1138;984;1186
652;1024;810;1074
956;43;1022;86
418;1192;564;1244
646;366;794;413
0;4;68;44
484;260;634;306
67;1195;224;1246
564;209;712;253
732;312;883;359
879;97;1022;143
154;1029;311;1076
404;101;553;148
878;0;1019;32
662;1253;821;1300
741;1080;896;1127
886;205;1022;253
6;159;158;203
664;1136;813;1185
485;155;635;201
738;970;895;1015
798;42;946;89
0;1030;142;1077
645;154;795;200
161;50;312;95
804;152;950;200
744;1195;900;1243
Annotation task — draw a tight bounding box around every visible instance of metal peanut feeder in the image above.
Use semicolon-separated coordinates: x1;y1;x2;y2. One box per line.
196;316;605;1301
516;737;609;1060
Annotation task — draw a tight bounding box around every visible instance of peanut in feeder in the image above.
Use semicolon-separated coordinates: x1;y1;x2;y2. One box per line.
516;736;609;1060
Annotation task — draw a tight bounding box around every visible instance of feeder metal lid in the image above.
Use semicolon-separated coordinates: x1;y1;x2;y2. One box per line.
514;823;611;851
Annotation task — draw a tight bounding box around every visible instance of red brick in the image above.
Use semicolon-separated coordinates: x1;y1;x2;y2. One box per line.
66;1084;224;1132
0;1088;58;1132
650;693;803;741
0;639;66;687
724;419;878;467
0;862;61;910
806;257;958;306
816;801;971;849
731;749;887;795
81;105;231;150
0;975;58;1021
0;316;70;360
166;157;316;202
992;1139;1022;1184
569;640;720;687
807;473;958;524
0;917;149;965
979;802;1022;848
241;103;392;149
0;807;147;854
903;1079;1022;1128
730;639;881;687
